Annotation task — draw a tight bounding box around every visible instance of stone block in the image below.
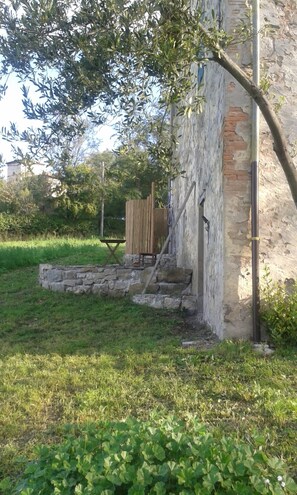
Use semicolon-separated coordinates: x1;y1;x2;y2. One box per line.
163;297;181;310
139;267;157;284
92;283;109;295
63;279;79;287
145;284;160;294
102;267;117;275
181;296;197;314
181;285;192;296
130;270;142;282
64;270;77;280
132;294;165;309
75;266;95;273
116;268;133;278
71;286;91;295
103;274;118;281
76;272;88;279
128;283;144;295
114;280;129;291
47;269;63;283
157;268;192;284
158;282;187;295
39;264;52;276
50;282;65;292
108;280;115;290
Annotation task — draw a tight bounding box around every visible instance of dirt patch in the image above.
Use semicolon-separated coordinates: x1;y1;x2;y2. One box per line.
172;314;220;350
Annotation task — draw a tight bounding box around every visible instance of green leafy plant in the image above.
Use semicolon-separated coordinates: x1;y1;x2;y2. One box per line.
4;417;297;495
261;268;297;347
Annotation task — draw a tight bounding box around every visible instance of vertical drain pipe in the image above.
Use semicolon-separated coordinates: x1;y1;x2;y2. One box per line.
251;0;261;342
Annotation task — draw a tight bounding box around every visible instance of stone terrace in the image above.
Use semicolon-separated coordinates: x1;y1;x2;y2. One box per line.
39;255;197;313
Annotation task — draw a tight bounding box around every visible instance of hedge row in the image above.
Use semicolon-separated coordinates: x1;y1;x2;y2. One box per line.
0;213;125;239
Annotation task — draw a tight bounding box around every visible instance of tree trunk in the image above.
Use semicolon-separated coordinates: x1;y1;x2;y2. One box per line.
199;25;297;208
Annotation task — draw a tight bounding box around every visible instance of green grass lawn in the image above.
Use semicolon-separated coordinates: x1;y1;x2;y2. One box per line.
0;238;296;486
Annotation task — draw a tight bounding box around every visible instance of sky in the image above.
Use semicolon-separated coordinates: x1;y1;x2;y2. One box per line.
0;74;118;177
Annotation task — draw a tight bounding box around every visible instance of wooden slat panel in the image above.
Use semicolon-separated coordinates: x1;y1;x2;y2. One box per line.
125;197;169;254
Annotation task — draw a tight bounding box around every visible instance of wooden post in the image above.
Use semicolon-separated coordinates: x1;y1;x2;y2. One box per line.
100;161;105;238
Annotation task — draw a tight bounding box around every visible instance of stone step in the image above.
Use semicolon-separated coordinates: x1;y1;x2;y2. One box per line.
132;294;197;314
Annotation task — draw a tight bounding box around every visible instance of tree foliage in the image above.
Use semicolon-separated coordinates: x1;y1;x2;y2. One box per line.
0;0;296;205
0;144;168;237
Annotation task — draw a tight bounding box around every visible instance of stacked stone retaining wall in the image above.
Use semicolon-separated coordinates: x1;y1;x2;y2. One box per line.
39;263;197;313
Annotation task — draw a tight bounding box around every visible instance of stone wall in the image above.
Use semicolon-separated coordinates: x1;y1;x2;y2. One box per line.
222;0;253;338
173;0;226;338
39;264;197;313
259;0;297;283
172;0;297;339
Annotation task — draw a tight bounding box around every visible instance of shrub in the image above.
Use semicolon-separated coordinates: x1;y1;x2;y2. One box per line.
0;213;98;239
0;213;125;240
261;269;297;347
3;417;297;494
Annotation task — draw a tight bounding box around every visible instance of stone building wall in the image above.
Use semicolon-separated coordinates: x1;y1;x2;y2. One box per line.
173;0;252;339
172;0;297;339
258;0;297;283
222;0;253;338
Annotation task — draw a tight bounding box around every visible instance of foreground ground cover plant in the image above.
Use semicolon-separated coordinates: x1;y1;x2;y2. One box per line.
2;417;297;495
0;239;296;490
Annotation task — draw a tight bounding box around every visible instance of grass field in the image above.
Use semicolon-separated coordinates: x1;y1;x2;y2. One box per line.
0;237;122;273
0;238;296;487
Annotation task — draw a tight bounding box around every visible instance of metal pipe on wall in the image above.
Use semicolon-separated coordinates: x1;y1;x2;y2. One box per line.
251;0;261;342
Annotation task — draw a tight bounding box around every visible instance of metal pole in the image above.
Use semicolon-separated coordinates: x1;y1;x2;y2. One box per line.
251;0;261;342
150;182;155;252
168;103;176;254
100;161;105;238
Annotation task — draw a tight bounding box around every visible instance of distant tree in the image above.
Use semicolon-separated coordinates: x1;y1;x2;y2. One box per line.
54;163;102;221
0;173;55;215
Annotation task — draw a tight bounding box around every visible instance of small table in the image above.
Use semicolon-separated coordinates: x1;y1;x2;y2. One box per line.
101;239;126;265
